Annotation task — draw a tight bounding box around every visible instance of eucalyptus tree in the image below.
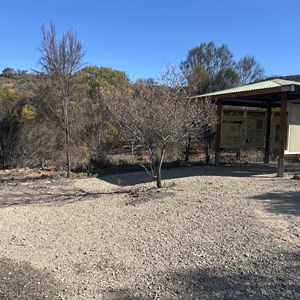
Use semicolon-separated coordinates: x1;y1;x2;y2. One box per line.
180;41;240;94
181;41;265;94
180;41;265;163
75;66;130;164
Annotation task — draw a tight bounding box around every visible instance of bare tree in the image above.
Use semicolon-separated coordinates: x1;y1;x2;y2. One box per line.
106;66;217;188
38;21;85;177
236;55;265;85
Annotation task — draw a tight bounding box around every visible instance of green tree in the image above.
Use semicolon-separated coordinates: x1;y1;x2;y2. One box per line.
181;41;265;94
75;66;130;167
77;66;130;96
180;41;239;94
15;93;60;169
1;67;15;78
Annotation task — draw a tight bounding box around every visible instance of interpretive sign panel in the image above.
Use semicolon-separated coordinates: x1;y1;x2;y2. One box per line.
221;110;244;148
219;106;298;153
286;104;300;154
271;112;281;149
245;111;266;148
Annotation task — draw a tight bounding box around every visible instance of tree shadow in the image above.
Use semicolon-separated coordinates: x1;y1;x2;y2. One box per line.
250;190;300;216
0;188;127;208
105;251;300;300
0;257;64;300
1;163;299;208
100;163;300;186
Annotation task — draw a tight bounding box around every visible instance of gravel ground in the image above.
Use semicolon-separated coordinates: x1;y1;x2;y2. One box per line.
0;163;299;300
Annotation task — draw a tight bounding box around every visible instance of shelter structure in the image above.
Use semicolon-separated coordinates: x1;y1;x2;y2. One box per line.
193;79;300;176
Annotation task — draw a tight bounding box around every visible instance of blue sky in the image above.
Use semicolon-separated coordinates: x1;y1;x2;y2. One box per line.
1;0;299;81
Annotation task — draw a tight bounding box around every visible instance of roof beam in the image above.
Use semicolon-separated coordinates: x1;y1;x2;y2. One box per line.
204;87;283;100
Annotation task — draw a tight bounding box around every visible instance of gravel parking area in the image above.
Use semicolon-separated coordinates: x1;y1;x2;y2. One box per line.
0;164;299;299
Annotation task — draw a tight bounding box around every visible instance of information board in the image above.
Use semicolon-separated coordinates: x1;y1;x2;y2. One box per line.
286;104;300;154
245;111;266;148
271;112;281;149
221;110;244;148
220;108;297;151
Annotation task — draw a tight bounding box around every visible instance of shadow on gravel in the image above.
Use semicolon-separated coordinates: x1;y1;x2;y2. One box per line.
106;252;300;300
0;189;127;208
0;257;63;300
100;163;300;186
250;190;300;216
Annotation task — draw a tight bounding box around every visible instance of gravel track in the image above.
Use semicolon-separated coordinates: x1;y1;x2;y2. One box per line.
0;164;299;299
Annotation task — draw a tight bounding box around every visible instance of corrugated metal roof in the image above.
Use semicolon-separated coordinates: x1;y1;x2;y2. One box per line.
192;79;300;98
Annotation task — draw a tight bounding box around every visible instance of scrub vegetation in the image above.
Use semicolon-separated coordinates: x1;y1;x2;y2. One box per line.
0;22;265;187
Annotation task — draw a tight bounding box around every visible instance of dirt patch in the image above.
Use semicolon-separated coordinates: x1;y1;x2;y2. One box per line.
0;167;58;181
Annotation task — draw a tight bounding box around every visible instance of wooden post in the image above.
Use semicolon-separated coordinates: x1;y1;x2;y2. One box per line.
215;99;222;166
264;100;272;163
277;93;287;177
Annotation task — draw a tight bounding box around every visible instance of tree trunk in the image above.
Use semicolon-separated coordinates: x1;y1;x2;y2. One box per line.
39;157;45;169
65;126;71;178
204;129;211;165
154;148;165;189
155;164;162;188
64;96;71;178
131;141;135;164
185;135;191;162
236;148;241;161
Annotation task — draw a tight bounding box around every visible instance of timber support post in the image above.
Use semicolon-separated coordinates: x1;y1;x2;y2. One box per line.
277;93;287;177
264;100;272;163
215;99;222;167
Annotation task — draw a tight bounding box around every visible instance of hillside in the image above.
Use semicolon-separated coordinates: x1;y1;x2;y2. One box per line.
256;74;300;83
2;69;300;97
0;71;38;96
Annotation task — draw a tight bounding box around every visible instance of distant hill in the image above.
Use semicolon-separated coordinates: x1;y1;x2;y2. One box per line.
0;72;38;97
2;68;300;98
259;74;300;83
